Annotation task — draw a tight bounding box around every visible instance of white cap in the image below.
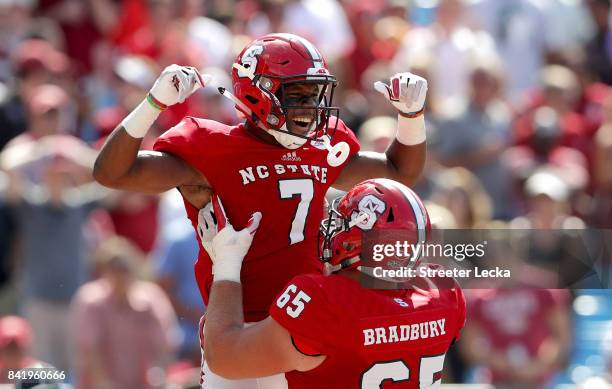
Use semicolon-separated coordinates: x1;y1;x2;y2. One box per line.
525;168;570;201
114;56;156;90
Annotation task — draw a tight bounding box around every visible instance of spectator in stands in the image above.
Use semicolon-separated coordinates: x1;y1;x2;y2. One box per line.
0;172;16;312
585;0;612;85
0;120;101;373
71;236;178;389
431;167;493;229
0;40;69;151
393;0;495;104
511;65;592;165
5;84;72;148
591;93;612;227
0;315;47;382
154;220;203;364
467;0;574;100
357;115;396;152
511;168;591;286
40;0;104;75
506;101;590;200
512;168;584;230
461;234;572;386
432;53;514;219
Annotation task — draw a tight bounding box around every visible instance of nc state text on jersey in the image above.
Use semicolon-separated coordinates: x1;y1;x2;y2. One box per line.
363;319;446;346
239;164;328;185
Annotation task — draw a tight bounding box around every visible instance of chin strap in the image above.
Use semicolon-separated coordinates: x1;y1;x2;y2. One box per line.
268;129;308;149
218;87;252;117
327;256;360;273
218;86;305;148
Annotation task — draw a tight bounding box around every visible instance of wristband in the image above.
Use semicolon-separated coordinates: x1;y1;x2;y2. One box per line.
398;108;425;119
146;93;168;111
120;98;161;138
396;114;426;146
212;259;243;283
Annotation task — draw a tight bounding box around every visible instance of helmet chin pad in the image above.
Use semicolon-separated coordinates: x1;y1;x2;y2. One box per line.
267;123;312;149
268;129;307;149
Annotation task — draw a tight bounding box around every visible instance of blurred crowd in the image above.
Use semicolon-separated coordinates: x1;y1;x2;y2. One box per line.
0;0;611;387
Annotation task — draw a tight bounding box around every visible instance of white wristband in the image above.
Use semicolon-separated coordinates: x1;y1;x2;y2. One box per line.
120;99;161;138
212;259;243;283
396;114;426;145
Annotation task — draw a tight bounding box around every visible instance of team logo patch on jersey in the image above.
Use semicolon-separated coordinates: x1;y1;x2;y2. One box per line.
281;151;301;162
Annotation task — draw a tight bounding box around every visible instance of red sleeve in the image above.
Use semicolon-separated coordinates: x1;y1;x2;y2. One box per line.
153;117;231;195
153;117;207;173
269;275;337;355
152;117;209;223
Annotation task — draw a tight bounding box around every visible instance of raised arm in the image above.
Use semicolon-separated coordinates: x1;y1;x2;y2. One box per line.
93;65;211;194
334;73;427;190
93;130;204;193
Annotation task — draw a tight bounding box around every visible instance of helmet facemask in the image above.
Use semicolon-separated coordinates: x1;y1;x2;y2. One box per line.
275;78;339;138
318;196;370;273
252;74;338;149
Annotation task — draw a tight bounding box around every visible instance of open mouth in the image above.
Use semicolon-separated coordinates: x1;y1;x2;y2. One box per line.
291;116;314;129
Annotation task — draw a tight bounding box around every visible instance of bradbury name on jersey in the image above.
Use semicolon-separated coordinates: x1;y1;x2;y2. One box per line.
363;319;447;346
239;164;329;185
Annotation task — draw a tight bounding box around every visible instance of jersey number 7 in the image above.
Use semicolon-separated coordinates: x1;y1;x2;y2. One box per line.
278;179;314;245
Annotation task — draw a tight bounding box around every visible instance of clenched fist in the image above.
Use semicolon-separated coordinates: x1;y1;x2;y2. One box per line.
150;64;212;107
374;73;428;117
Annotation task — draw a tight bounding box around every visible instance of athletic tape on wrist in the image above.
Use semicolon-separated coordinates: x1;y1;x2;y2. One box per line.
120;99;161;138
396;114;426;145
212;261;242;283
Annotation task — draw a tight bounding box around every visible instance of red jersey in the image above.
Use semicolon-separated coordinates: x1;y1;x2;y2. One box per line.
467;288;569;383
269;269;466;389
153;117;360;321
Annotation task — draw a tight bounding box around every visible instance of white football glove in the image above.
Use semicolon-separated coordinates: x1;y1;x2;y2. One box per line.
374;72;428;116
197;194;262;283
150;64;212;106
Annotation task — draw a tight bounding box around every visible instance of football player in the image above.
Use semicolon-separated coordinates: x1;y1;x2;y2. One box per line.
93;33;428;386
201;178;466;388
